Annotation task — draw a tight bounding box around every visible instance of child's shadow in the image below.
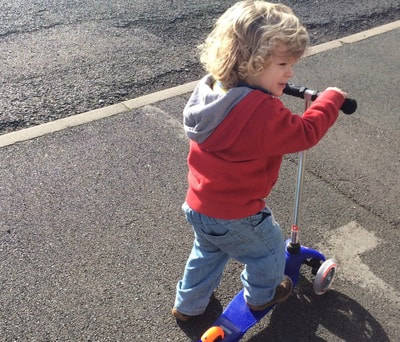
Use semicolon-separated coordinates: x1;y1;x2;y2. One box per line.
176;276;389;341
176;295;224;341
177;276;389;341
248;276;390;342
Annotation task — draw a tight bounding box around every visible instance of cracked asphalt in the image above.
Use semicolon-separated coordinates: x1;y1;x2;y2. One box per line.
1;0;399;134
0;2;399;341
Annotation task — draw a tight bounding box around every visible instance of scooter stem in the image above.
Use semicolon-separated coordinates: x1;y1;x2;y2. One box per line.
291;91;315;243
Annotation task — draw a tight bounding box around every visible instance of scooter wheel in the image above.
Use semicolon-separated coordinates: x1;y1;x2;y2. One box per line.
313;258;338;295
200;326;225;341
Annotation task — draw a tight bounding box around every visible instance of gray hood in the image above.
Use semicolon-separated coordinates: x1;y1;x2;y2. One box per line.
183;75;252;144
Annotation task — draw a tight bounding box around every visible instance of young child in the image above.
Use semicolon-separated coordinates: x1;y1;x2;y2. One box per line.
172;1;347;321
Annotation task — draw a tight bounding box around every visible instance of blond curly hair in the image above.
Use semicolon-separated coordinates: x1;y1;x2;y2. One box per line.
199;1;309;89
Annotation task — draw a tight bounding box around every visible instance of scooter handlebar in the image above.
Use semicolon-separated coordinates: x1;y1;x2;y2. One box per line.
283;83;357;114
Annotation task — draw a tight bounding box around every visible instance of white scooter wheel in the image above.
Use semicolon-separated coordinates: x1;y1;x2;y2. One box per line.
313;258;338;295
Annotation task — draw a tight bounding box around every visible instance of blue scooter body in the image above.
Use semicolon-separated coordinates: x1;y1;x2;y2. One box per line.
199;239;326;341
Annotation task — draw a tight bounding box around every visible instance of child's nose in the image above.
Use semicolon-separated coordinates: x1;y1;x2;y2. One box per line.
286;67;294;78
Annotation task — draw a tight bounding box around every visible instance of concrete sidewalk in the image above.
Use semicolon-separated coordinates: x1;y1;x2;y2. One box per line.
0;23;399;341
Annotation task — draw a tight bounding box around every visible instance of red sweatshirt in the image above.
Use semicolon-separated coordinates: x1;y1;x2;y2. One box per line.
183;75;345;219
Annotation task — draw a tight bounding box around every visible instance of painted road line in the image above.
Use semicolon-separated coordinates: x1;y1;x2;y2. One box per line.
0;20;399;148
0;81;198;149
0;103;128;148
141;104;187;141
305;20;400;56
319;221;400;306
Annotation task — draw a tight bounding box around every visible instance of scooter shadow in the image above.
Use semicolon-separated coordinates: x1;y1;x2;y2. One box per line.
176;275;389;341
248;275;390;342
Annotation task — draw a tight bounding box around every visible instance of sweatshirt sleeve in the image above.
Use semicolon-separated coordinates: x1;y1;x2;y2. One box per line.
261;89;345;155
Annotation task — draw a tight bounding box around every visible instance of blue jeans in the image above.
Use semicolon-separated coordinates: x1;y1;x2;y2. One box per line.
174;203;285;316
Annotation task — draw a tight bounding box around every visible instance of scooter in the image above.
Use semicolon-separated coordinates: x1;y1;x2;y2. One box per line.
199;84;357;342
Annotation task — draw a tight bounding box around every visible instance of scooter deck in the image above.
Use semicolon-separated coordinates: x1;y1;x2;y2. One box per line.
200;241;327;341
208;289;274;341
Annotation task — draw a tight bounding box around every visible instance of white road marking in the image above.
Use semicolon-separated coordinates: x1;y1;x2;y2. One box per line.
142;105;187;141
319;221;399;305
315;324;344;341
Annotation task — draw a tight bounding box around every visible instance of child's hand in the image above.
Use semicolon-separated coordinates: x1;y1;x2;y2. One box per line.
325;87;347;99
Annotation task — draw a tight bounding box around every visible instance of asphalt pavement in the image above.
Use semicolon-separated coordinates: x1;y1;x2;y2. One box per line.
0;23;399;341
2;0;400;134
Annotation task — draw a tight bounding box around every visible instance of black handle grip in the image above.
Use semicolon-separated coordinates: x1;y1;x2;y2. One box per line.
283;83;357;114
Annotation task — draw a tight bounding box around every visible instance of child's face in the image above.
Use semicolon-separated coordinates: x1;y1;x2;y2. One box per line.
249;44;298;97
